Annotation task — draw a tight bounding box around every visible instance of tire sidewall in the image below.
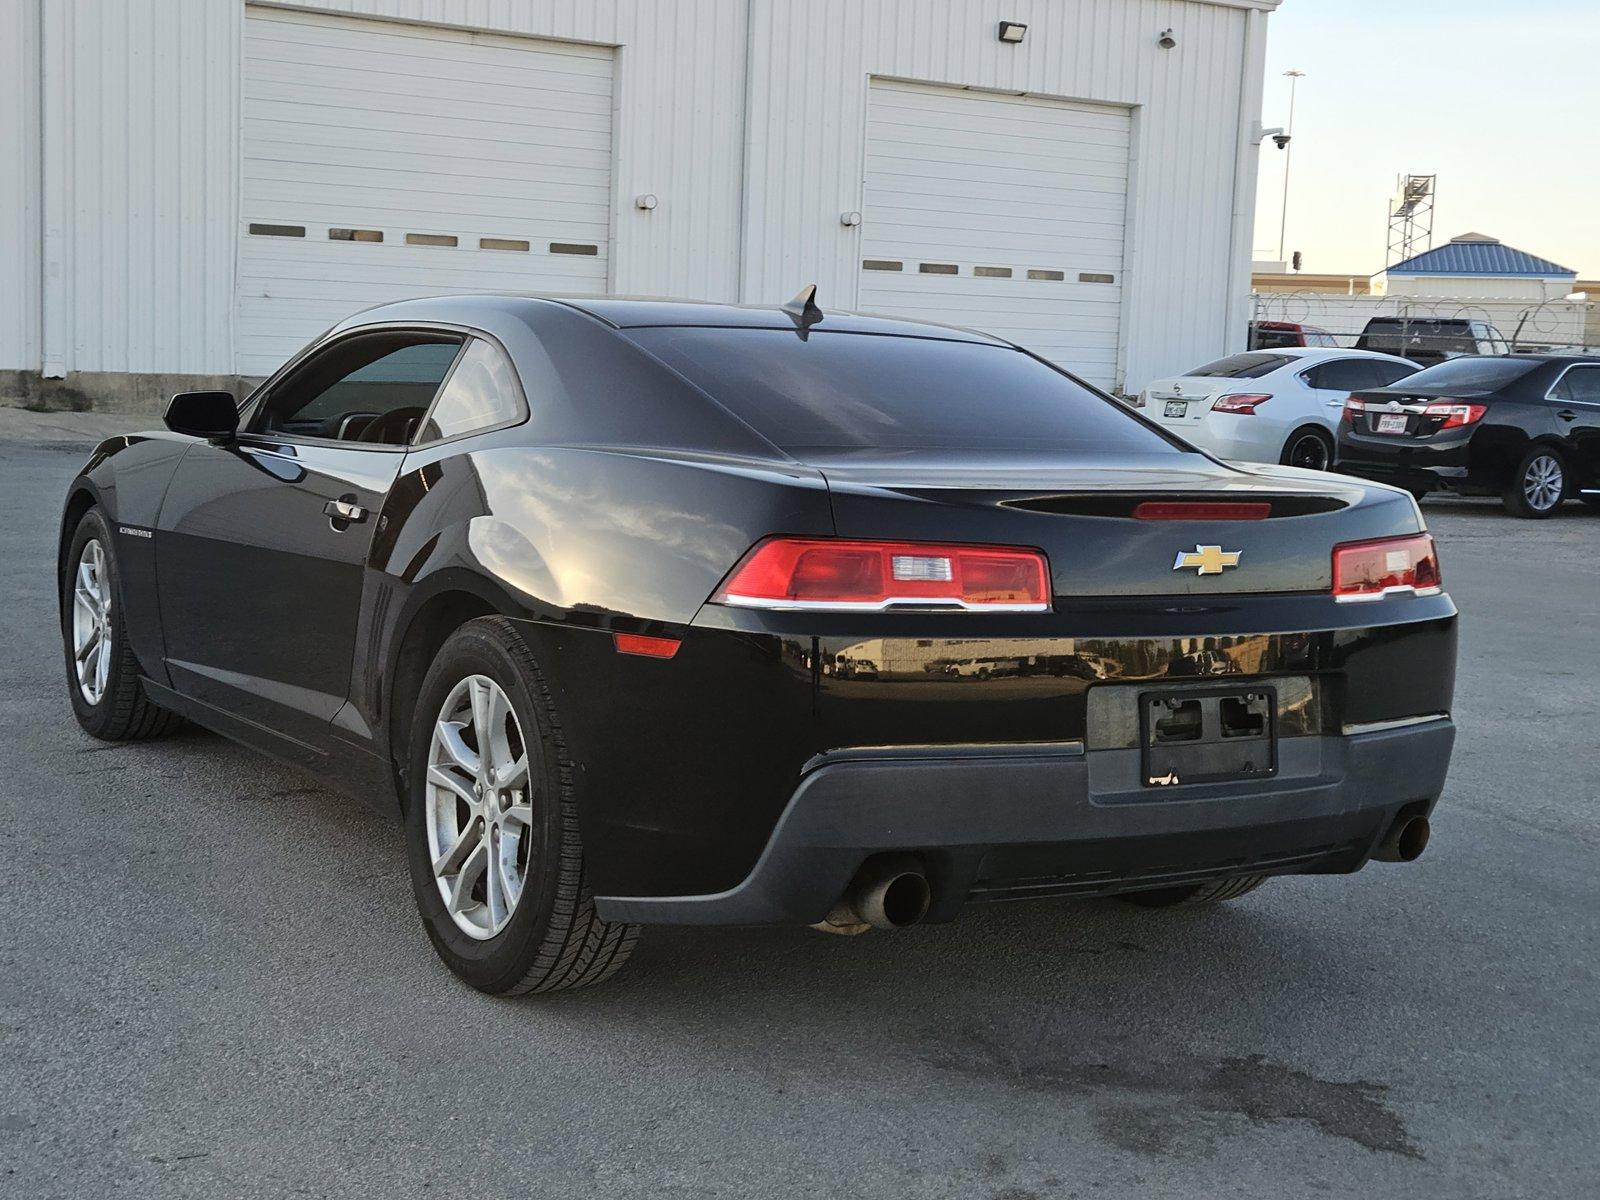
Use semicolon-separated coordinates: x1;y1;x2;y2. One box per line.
1506;446;1566;518
403;622;566;990
1281;427;1333;472
62;508;129;736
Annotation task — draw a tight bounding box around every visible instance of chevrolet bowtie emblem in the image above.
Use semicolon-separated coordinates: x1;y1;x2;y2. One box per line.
1173;545;1242;576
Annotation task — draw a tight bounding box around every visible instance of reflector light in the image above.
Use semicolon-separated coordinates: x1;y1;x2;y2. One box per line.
1133;501;1272;521
713;538;1050;611
1211;393;1272;414
1332;534;1441;602
1421;401;1488;429
613;632;682;658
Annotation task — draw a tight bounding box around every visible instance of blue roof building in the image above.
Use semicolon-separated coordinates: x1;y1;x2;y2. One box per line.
1388;233;1576;278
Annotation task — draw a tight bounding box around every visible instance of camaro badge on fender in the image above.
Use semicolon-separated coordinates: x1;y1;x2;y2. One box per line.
1173;545;1241;576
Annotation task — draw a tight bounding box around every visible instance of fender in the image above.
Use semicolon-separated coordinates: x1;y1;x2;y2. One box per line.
59;433;194;685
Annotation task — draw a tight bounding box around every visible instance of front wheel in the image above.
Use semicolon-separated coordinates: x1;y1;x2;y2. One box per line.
1279;426;1334;472
1502;447;1566;518
61;508;183;741
403;617;638;994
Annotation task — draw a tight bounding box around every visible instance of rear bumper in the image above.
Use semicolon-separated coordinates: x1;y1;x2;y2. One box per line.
594;716;1454;926
1336;429;1481;490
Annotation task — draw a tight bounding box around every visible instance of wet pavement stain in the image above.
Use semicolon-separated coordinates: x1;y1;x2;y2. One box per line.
926;1026;1420;1160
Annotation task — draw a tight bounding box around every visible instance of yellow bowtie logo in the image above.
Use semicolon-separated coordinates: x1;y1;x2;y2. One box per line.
1172;545;1242;576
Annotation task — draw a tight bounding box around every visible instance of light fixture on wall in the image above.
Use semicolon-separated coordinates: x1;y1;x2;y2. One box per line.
1157;28;1176;49
840;211;862;227
635;193;658;210
997;21;1027;44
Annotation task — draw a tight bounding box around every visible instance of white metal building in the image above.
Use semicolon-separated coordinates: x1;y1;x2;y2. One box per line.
1;0;1280;405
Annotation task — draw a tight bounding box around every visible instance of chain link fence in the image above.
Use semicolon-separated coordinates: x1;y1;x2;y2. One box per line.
1251;292;1595;354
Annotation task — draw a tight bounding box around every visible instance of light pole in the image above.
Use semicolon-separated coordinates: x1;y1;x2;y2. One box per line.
1277;69;1305;267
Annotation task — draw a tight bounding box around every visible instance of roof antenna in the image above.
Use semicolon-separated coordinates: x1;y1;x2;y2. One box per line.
781;283;824;339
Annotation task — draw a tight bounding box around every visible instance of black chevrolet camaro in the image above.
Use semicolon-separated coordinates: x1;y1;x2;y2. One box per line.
59;294;1458;993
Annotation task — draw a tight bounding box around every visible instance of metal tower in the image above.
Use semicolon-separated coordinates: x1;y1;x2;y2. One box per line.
1387;174;1436;266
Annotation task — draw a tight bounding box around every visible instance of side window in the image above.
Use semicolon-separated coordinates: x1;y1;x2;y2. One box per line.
1555;367;1600;404
1369;361;1418;387
254;333;463;444
1306;359;1374;391
413;338;526;445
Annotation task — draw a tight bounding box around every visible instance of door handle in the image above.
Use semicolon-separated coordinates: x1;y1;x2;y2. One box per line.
324;498;367;523
1556;409;1576;422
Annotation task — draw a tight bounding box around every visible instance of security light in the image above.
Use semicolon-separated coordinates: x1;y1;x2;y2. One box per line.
997;21;1027;43
1158;27;1176;48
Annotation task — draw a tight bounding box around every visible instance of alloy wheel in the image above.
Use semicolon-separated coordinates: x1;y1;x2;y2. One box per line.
425;675;535;940
71;539;113;705
1523;454;1563;512
1288;433;1330;471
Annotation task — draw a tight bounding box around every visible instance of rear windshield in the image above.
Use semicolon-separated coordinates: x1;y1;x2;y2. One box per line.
627;328;1184;454
1392;358;1542;389
1186;353;1293;379
1359;320;1475;354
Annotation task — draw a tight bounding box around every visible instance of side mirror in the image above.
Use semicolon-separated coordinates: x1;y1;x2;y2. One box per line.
165;391;238;442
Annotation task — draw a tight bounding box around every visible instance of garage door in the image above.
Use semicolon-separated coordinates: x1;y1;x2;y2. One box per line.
238;8;613;375
857;80;1130;389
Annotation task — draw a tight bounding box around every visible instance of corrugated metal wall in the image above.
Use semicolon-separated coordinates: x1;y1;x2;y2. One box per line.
0;1;42;373
742;0;1258;389
3;0;1270;390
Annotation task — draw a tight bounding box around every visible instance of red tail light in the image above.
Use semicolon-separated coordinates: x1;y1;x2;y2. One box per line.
713;538;1050;612
1422;401;1487;429
1332;534;1441;602
1211;393;1271;414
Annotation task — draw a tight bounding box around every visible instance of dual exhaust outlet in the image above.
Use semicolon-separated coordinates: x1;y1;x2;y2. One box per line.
812;855;931;936
812;813;1428;936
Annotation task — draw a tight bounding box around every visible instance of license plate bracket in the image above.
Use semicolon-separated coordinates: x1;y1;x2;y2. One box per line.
1376;413;1408;434
1164;399;1188;418
1140;685;1277;787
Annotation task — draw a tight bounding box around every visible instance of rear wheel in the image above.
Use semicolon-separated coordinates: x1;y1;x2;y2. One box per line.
1279;426;1334;472
1502;447;1566;518
61;508;183;741
1119;874;1269;908
403;617;638;994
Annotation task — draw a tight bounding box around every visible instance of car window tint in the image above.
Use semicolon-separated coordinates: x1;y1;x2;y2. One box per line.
1369;361;1418;387
1186;353;1294;379
1252;328;1300;350
1398;358;1541;389
1554;366;1600;403
1306;359;1376;391
414;338;525;445
255;334;462;444
627;329;1184;454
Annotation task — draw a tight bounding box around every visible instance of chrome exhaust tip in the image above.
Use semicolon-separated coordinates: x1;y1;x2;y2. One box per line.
811;856;931;935
1373;814;1431;863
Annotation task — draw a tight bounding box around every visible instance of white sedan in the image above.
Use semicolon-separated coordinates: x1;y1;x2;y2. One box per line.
1134;347;1419;470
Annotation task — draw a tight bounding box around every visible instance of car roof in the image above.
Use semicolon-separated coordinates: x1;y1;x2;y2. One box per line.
334;292;1011;346
1257;347;1412;363
548;295;1007;343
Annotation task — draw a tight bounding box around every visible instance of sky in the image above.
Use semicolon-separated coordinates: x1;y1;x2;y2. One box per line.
1252;0;1600;279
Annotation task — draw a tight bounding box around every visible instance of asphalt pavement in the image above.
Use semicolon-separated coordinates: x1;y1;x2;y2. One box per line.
3;419;1597;1199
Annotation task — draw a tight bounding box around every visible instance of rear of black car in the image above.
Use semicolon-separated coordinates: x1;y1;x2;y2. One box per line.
566;321;1458;927
1335;356;1558;496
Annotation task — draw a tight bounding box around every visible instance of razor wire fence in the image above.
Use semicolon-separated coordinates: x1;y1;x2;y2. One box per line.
1250;292;1597;354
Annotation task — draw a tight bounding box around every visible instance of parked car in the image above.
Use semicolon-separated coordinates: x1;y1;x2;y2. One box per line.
1135;348;1419;470
59;294;1457;994
1336;354;1600;517
1249;320;1340;350
1353;317;1510;366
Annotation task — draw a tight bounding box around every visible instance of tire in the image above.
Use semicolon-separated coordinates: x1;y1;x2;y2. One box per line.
1279;426;1335;472
61;508;184;741
403;616;639;994
1119;874;1269;908
1502;446;1567;518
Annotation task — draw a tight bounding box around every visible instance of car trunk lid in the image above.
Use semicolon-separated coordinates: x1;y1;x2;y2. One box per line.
808;448;1412;598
